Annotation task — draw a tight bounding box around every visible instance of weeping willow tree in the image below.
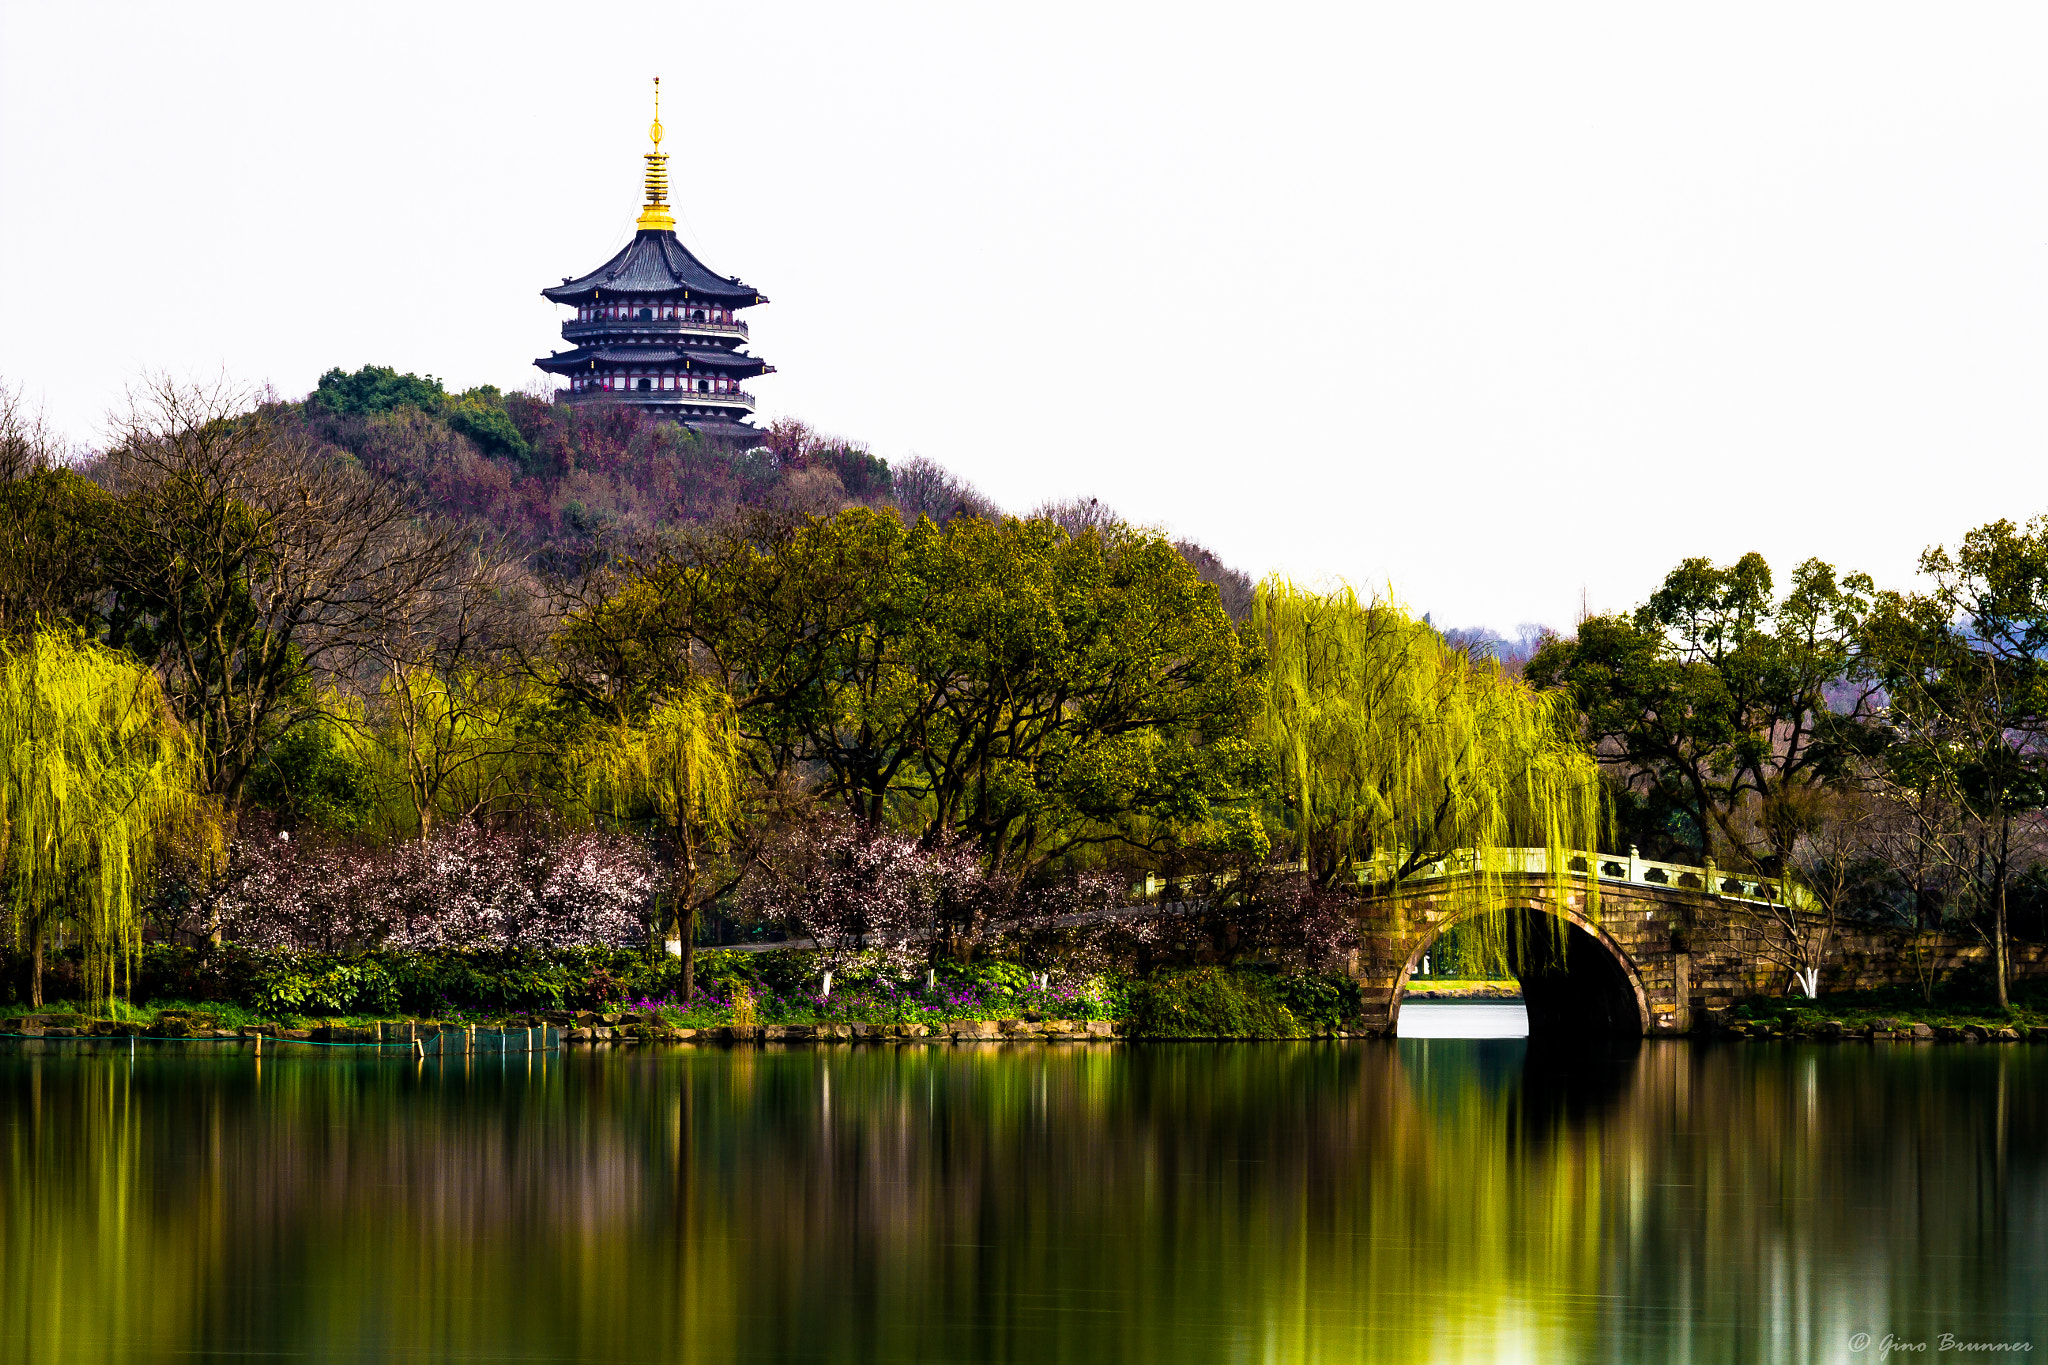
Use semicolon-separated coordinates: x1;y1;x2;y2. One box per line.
580;679;746;1000
1253;580;1605;963
0;630;213;1009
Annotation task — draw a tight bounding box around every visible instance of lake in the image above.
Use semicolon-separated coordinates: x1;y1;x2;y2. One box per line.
1;1029;2042;1363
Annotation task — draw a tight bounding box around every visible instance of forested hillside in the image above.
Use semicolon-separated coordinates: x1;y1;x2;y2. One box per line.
298;366;1254;612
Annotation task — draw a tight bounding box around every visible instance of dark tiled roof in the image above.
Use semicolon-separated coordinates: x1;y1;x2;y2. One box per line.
542;230;765;305
532;349;649;371
594;348;682;363
533;346;770;376
681;348;765;372
683;418;767;443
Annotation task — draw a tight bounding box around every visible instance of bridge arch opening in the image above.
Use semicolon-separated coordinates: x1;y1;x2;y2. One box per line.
1392;902;1649;1039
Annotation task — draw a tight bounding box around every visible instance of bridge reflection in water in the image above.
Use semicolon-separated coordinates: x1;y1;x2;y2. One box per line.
3;1038;2042;1363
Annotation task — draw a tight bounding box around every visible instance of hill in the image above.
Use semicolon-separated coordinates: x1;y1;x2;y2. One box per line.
299;366;1253;612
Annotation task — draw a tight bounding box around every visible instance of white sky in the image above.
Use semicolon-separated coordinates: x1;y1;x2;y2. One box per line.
2;2;2043;632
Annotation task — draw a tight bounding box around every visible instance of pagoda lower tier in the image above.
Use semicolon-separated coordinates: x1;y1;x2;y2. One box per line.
534;338;773;423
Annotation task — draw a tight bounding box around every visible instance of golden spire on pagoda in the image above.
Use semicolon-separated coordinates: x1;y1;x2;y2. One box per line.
636;77;674;231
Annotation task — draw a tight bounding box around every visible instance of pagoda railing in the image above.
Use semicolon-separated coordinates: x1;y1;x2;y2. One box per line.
560;318;749;342
563;387;756;412
689;390;755;411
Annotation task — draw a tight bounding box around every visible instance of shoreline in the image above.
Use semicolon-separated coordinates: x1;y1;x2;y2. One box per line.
8;1018;2048;1046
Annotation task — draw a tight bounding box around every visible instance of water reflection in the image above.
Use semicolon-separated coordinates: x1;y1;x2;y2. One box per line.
0;1038;2042;1363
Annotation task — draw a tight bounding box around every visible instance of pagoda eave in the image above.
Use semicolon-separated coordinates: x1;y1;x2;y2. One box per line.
540;229;765;308
535;347;770;379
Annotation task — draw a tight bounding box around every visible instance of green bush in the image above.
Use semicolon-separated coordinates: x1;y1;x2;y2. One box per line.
1267;969;1363;1031
253;958;398;1016
447;402;531;463
309;365;447;416
10;941;1365;1034
965;961;1032;996
1128;967;1306;1038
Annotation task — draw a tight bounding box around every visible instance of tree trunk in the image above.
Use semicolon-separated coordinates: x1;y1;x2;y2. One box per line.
672;831;700;1003
28;927;42;1010
1994;811;2011;1012
681;902;698;1004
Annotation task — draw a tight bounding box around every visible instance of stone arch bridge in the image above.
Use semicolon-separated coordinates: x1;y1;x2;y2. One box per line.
1337;849;1794;1037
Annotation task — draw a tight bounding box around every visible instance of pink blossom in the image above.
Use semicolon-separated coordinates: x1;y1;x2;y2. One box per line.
216;824;656;951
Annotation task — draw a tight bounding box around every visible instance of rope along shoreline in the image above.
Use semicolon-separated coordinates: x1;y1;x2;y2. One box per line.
0;1029;562;1052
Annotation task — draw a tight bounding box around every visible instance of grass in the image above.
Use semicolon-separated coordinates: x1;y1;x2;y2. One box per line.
1729;983;2048;1032
4;984;1124;1032
1406;977;1519;992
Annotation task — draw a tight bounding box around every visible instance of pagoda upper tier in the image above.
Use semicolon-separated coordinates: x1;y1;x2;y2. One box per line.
534;79;772;438
540;231;766;309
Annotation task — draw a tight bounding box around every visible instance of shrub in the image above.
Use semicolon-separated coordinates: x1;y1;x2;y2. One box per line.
1266;968;1363;1031
1127;966;1306;1038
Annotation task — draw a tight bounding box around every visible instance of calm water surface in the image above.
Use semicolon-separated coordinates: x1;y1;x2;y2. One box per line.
1;1030;2043;1364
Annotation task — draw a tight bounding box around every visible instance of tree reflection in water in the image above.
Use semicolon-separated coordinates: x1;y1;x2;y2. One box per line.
0;1039;2042;1363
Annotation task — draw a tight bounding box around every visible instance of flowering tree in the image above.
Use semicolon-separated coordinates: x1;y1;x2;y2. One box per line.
745;814;1141;991
743;816;981;981
215;823;654;953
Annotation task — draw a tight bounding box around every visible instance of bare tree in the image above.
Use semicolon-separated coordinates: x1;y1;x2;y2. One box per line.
352;537;551;836
1030;495;1124;538
888;456;1000;526
1172;538;1255;622
0;380;57;484
98;376;473;807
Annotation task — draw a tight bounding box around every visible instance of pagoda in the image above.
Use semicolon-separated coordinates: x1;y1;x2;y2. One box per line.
534;80;773;439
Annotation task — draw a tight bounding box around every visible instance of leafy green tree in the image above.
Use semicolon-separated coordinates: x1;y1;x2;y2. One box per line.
895;515;1262;871
1527;554;1872;877
0;630;215;1008
310;367;532;464
446;388;531;463
241;716;379;834
554;508;1263;874
308;365;448;416
1857;517;2048;1009
0;467;111;641
0;383;111;639
1254;580;1603;897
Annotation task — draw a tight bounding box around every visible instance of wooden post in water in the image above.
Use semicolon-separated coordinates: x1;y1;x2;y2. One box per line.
253;1033;262;1059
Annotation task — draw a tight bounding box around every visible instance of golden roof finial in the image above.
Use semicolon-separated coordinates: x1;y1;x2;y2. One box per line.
637;76;674;232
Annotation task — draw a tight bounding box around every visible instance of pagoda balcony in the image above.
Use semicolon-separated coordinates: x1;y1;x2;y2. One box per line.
560;317;749;343
680;389;755;412
558;388;755;412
